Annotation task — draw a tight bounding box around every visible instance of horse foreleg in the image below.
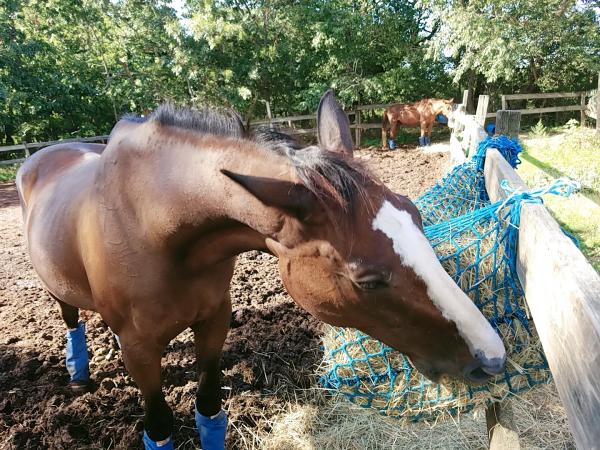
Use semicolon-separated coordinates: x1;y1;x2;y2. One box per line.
382;112;389;148
388;121;399;149
419;121;428;146
55;297;90;393
120;334;173;449
427;122;434;146
192;296;231;450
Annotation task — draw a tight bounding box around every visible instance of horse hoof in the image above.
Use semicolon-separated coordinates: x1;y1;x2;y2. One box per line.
69;380;90;394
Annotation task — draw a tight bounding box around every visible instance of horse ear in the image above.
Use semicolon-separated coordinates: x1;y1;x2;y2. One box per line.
317;90;354;157
221;169;316;220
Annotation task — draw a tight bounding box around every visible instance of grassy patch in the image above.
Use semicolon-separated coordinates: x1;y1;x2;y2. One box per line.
518;128;600;272
0;164;20;183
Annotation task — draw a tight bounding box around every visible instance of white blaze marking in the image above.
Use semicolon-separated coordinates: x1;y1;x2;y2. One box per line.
372;200;505;360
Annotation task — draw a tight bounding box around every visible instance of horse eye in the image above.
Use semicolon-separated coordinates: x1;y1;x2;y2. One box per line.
356;279;389;290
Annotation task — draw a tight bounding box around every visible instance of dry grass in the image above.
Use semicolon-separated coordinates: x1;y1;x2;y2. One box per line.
239;383;573;449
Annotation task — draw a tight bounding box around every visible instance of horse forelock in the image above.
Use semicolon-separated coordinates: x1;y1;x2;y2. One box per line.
253;127;375;214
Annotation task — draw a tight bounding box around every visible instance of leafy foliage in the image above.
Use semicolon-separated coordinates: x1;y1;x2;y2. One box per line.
0;0;598;144
425;0;600;92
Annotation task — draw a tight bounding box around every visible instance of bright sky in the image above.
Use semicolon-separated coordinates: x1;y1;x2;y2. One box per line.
171;0;186;18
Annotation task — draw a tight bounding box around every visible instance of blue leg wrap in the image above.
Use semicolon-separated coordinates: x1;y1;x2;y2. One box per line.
425;136;431;146
388;139;396;150
143;431;174;450
66;321;89;382
195;408;227;450
419;136;426;147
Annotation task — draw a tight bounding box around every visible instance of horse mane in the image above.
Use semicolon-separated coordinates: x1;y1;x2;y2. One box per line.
123;103;246;138
253;126;373;212
123;104;374;213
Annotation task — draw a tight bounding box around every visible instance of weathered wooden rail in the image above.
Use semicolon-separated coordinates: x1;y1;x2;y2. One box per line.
3;72;598;163
484;147;600;450
0;103;411;165
450;84;600;447
0;135;111;165
446;91;599;447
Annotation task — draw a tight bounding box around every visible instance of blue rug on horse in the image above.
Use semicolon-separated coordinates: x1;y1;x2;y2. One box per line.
320;136;579;421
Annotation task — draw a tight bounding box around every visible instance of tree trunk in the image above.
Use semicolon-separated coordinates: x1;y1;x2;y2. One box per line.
466;70;476;114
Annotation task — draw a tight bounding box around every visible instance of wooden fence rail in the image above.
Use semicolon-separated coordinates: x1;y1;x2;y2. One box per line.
485;148;600;450
0;103;399;164
450;95;600;448
491;81;600;126
3;72;598;164
0;135;111;165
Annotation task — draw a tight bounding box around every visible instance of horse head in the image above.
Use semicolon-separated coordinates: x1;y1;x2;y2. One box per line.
224;91;505;384
433;98;454;122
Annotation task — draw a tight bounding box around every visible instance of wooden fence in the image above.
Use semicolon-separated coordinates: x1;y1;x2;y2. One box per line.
448;103;600;449
0;103;400;165
0;135;110;166
484;148;600;450
490;91;589;123
2;71;598;165
483;71;600;131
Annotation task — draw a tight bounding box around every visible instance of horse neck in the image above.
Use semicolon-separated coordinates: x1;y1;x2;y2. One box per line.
98;124;293;262
430;100;445;115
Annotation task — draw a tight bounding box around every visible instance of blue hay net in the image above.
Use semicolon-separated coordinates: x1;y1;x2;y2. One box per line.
320;136;579;421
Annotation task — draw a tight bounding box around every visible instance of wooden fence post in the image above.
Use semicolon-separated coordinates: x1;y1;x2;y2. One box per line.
597;72;600;134
486;402;521;450
501;95;507;111
355;109;361;147
23;142;30;158
495;110;522;139
475;95;490;127
462;89;471;110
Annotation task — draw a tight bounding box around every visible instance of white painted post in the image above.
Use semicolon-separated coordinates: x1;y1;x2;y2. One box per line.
597;72;600;134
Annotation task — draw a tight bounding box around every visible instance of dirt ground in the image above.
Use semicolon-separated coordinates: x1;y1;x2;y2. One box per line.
0;146;450;449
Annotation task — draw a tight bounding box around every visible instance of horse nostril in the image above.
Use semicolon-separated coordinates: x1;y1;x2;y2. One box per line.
464;365;491;384
481;357;506;376
463;353;506;384
474;351;506;376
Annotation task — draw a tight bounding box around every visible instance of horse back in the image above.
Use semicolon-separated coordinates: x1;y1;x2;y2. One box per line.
385;103;421;126
17;143;105;211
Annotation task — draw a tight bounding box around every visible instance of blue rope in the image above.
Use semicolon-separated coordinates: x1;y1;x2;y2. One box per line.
321;137;579;421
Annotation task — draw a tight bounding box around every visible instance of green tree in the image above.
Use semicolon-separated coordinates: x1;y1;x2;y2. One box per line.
0;0;190;144
185;0;455;117
425;0;600;92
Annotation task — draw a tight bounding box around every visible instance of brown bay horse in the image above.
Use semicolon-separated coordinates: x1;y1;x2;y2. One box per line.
17;91;504;449
382;98;454;149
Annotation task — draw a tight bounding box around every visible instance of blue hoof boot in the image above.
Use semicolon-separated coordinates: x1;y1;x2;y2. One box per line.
388;139;396;150
425;136;431;146
418;136;426;147
195;408;227;450
143;431;174;450
66;321;89;384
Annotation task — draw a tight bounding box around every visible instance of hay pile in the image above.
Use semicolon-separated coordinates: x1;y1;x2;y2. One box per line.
321;213;552;421
250;383;572;449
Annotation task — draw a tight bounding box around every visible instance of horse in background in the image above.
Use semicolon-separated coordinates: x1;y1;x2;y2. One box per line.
381;98;454;149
